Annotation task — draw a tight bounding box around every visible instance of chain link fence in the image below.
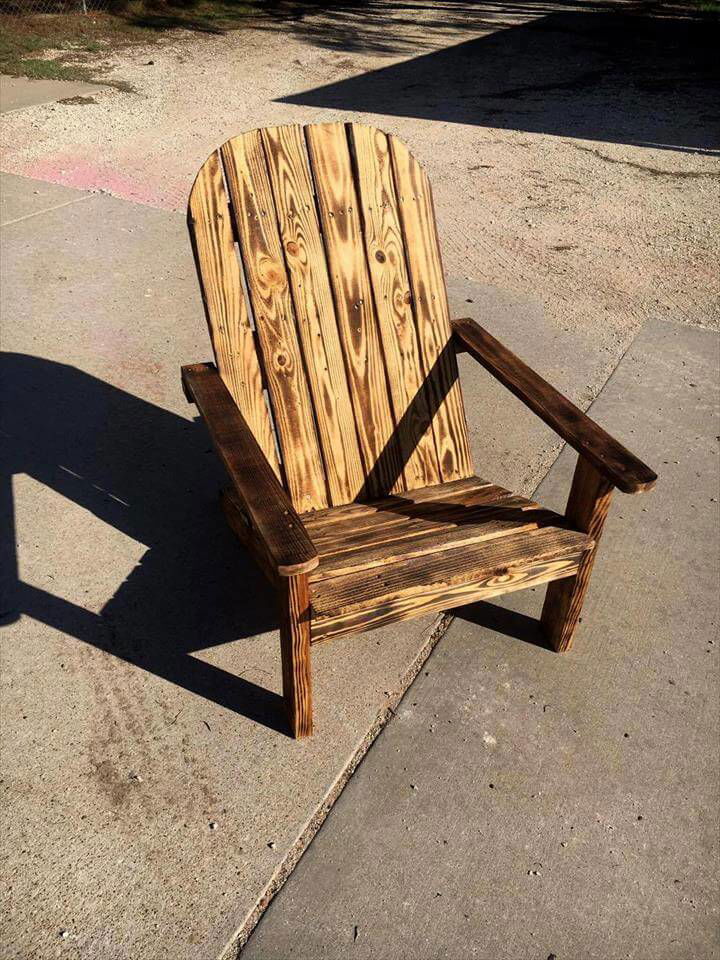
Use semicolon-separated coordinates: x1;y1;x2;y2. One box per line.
1;0;114;13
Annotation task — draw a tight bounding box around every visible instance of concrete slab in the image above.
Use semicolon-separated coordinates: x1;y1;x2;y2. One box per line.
1;171;95;226
243;319;720;960
0;75;102;114
0;171;655;959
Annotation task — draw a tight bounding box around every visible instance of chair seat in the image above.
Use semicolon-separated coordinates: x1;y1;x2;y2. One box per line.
304;477;593;643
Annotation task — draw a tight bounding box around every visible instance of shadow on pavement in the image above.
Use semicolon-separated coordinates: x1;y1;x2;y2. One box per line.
278;7;720;154
453;598;554;649
1;353;288;734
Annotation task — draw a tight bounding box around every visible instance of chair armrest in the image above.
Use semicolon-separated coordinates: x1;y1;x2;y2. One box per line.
451;318;657;494
181;362;319;576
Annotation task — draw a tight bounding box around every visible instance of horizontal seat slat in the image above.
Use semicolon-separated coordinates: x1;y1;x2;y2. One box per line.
302;477;503;528
312;505;571;580
308;496;523;551
309;496;531;554
310;526;593;643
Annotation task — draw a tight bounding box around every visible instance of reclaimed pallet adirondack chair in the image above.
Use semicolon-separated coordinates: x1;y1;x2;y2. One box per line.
182;123;656;738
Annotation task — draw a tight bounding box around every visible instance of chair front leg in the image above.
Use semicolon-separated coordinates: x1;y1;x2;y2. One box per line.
541;456;614;652
279;573;314;738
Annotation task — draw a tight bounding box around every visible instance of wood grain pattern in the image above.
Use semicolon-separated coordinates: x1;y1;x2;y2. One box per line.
541;457;614;652
306;491;528;552
302;477;501;528
312;526;591;614
182;362;318;576
280;573;313;738
388;134;473;483
261;125;366;505
305;122;404;498
312;505;569;580
311;529;590;643
350;123;440;490
221;132;328;512
312;559;581;644
452;316;658;494
187;152;280;476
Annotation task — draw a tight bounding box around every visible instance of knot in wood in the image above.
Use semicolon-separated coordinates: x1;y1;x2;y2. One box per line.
285;240;299;257
263;263;284;286
375;250;386;263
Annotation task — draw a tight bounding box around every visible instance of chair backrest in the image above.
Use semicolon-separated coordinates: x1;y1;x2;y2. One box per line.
188;123;473;512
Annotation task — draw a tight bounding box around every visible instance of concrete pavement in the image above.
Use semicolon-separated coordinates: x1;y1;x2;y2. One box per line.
0;170;628;959
0;76;103;114
244;319;720;960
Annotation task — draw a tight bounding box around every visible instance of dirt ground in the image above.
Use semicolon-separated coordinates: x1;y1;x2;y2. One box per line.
3;0;718;377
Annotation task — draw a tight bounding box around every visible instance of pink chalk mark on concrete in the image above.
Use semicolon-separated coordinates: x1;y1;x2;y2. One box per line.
17;154;184;209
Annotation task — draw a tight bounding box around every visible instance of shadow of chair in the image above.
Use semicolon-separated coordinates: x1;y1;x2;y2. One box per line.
1;345;559;738
1;352;289;734
451;596;554;649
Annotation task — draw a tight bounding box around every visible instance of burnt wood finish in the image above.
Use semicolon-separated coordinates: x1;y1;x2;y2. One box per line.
540;457;614;651
350;123;440;489
452;317;657;494
309;504;566;579
307;494;522;551
280;573;314;738
187;152;280;477
311;526;592;643
221;132;328;513
183;123;656;737
389;135;473;484
302;477;505;526
261;125;366;506
306;122;406;498
182;362;318;577
221;487;279;586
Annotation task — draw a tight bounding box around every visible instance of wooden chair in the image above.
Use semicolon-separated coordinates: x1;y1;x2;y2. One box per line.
182;123;656;738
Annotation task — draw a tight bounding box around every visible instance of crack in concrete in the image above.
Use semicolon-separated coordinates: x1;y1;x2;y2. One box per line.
220;611;456;960
0;191;96;227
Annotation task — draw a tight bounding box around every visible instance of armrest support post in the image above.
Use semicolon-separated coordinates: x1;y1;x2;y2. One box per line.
541;456;614;651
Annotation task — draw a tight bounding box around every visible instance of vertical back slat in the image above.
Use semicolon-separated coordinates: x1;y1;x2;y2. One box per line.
260;125;366;506
221;132;328;512
305;122;404;499
188;152;280;477
389;135;473;482
349;124;441;491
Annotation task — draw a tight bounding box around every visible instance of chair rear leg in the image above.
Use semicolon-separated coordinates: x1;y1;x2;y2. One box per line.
279;574;314;738
541;456;614;652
